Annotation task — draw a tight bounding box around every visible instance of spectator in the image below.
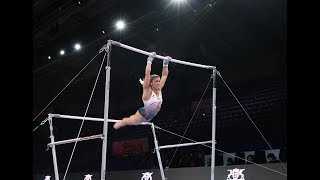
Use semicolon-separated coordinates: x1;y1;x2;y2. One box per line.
267;153;279;163
246;155;254;164
226;158;234;165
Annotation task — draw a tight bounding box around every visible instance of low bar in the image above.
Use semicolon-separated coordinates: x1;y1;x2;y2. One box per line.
110;40;215;70
49;113;152;125
47;134;104;147
158;140;212;150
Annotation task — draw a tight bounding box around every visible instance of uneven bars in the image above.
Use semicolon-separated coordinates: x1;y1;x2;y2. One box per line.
50;113;152;125
47;134;104;147
158;140;212;150
109;40;215;70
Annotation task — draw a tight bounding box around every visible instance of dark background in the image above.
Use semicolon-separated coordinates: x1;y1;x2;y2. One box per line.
33;0;287;175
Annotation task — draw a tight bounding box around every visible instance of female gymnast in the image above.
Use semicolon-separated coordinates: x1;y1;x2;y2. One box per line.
113;52;170;129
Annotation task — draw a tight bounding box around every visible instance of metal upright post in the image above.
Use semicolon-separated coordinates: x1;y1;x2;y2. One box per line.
101;41;112;180
150;123;166;180
48;114;60;180
211;68;217;180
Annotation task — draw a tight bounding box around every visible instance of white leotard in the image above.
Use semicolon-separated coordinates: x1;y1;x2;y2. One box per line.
143;91;162;111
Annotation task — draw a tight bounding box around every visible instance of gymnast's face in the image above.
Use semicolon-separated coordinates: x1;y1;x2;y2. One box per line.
151;77;161;90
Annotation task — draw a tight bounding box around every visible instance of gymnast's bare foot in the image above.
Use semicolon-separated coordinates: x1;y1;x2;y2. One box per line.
113;121;122;129
113;118;127;129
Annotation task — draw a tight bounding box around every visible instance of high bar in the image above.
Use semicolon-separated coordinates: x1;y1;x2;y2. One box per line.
109;40;215;70
49;113;152;125
158;140;213;150
47;134;104;148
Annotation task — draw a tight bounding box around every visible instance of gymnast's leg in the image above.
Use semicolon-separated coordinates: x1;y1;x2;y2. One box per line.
113;111;146;129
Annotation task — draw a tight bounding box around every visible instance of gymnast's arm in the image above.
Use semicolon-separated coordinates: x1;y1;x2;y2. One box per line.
143;52;156;90
160;56;170;90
